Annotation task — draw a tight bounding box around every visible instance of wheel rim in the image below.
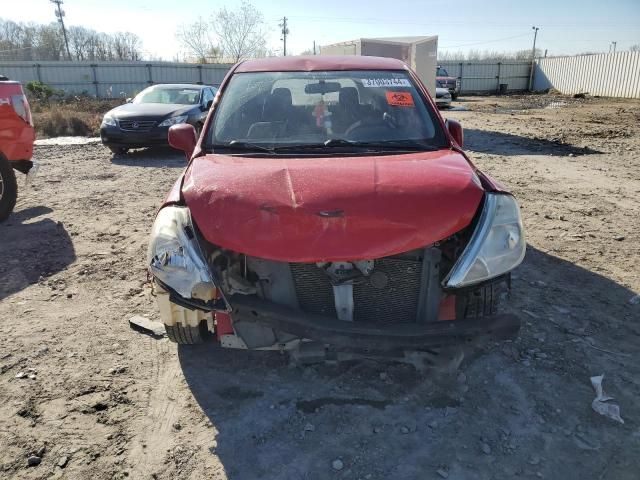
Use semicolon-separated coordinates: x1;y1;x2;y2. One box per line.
0;171;4;201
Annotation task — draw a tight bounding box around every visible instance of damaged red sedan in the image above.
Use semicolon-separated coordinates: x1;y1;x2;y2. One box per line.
147;56;526;362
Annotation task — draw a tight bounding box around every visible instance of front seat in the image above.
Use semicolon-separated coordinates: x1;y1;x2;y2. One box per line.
262;87;293;122
247;88;294;139
332;87;361;133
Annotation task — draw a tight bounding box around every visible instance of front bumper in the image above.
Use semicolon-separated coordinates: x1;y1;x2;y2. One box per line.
230;294;520;350
100;125;171;148
435;96;452;107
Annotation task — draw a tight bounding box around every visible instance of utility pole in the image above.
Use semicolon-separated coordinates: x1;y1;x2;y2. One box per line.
279;17;289;56
313;41;316;55
528;26;539;91
51;0;71;60
612;41;617;53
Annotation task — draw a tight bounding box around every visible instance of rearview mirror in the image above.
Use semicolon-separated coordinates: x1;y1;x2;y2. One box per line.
446;119;463;148
168;123;197;159
304;81;341;95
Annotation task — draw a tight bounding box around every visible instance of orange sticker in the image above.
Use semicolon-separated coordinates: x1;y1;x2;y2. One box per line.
385;91;414;107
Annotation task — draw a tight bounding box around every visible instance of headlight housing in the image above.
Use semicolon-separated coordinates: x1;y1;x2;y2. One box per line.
444;193;525;288
147;206;215;299
102;115;117;127
158;115;188;127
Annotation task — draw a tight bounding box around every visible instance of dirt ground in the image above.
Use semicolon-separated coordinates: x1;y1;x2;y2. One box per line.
1;94;639;480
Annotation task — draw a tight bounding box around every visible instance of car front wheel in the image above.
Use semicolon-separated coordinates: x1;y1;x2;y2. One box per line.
107;146;129;155
165;321;211;344
0;156;18;222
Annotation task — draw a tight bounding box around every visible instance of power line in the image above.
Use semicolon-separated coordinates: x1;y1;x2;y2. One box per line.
50;0;72;60
280;15;639;29
440;33;532;49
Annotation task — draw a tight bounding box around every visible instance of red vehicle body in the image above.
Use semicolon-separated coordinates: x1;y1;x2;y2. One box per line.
437;66;460;99
0;77;36;221
148;56;525;362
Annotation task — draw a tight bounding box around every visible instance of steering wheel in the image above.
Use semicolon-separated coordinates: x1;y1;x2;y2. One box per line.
344;113;397;140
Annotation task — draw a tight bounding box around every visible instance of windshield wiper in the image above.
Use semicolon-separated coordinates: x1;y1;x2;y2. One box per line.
354;139;440;151
215;140;276;154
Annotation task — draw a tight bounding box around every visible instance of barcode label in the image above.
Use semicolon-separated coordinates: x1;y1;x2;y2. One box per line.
362;78;412;88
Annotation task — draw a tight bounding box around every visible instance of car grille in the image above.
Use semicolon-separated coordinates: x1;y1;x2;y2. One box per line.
289;257;423;324
119;120;156;132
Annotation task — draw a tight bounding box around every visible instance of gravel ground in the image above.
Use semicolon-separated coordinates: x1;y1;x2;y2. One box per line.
1;94;639;480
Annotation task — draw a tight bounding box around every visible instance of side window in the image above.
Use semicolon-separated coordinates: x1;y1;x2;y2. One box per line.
202;88;215;108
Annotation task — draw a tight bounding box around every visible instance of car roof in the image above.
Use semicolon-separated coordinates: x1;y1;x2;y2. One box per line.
235;55;409;73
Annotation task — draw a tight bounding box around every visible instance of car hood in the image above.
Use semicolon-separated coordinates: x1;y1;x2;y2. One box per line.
183;150;484;262
108;103;195;120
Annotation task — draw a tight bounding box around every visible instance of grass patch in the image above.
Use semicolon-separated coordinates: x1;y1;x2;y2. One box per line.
31;97;123;138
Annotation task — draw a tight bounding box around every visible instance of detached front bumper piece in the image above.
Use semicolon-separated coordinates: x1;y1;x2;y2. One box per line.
230;295;520;350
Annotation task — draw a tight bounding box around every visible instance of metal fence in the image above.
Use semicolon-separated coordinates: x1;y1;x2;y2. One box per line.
0;61;232;98
534;52;640;99
438;61;531;93
11;56;637;99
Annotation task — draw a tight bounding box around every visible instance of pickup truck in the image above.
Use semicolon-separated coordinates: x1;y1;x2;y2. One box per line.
436;66;460;100
0;75;36;221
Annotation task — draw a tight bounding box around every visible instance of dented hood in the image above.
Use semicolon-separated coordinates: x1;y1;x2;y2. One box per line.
183;151;484;262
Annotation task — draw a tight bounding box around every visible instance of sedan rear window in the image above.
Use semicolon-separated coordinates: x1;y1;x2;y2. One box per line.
209;70;446;151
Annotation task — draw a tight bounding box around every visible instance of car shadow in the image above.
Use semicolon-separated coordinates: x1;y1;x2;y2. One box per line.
109;146;187;168
176;245;639;478
0;206;76;301
464;128;602;156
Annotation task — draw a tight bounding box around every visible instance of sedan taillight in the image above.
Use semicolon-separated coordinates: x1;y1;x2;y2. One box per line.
11;94;33;126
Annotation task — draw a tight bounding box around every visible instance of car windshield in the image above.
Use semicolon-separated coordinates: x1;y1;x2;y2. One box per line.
134;86;200;105
437;67;449;77
208;70;446;152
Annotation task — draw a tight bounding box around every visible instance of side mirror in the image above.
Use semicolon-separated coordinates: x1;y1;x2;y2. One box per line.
204;99;213;110
168;123;197;159
125;97;132;103
446;119;463;148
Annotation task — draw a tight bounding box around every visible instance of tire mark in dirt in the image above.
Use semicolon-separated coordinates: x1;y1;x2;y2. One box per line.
127;338;183;477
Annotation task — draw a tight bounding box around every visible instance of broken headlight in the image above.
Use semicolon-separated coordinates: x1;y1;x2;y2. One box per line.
444;193;525;288
147;206;215;299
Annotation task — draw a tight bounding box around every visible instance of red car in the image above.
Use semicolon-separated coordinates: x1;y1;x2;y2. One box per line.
148;56;525;362
0;76;36;222
437;66;460;100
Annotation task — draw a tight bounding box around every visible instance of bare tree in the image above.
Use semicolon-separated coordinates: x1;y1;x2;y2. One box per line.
211;1;267;62
112;32;142;61
0;17;143;61
176;17;219;63
630;44;640;52
438;48;543;62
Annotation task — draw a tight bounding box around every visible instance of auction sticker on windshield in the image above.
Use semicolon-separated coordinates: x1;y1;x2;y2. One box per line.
362;78;412;88
385;91;414;107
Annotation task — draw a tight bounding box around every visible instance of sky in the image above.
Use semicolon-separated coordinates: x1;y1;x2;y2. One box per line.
3;0;640;60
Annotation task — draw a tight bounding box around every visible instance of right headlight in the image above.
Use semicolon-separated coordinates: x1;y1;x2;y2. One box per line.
158;115;188;127
147;206;215;299
101;114;117;127
444;193;526;288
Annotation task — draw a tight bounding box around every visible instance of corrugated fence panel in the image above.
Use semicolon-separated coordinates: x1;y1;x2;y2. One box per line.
438;61;531;93
534;52;640;99
7;56;636;98
0;61;232;98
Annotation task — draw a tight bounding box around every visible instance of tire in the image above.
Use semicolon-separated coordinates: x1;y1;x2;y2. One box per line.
451;93;459;100
165;321;210;344
0;156;18;223
107;146;129;155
